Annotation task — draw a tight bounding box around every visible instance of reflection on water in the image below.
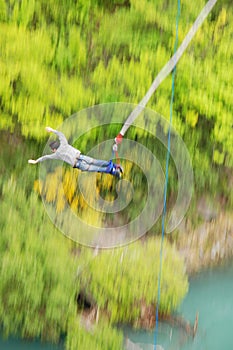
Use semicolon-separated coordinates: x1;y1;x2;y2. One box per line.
125;336;164;349
125;261;233;350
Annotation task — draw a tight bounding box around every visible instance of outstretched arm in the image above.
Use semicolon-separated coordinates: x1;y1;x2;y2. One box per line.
45;126;68;146
28;126;67;165
28;153;58;164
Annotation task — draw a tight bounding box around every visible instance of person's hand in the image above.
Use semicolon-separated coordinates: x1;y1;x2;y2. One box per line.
28;159;37;164
45;126;54;133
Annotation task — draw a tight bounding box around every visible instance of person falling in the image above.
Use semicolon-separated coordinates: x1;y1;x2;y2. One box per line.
28;127;123;179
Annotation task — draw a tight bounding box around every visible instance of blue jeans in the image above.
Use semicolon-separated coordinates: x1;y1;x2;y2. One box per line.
74;155;113;173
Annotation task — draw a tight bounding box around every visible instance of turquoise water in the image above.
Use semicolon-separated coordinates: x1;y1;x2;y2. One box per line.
1;262;233;349
125;261;233;350
0;337;63;350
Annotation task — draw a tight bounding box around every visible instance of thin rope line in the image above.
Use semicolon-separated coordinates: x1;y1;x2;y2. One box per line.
154;1;181;348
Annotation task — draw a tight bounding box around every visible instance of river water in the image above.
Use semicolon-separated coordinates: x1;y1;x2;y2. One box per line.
125;261;233;350
1;261;233;350
0;337;63;350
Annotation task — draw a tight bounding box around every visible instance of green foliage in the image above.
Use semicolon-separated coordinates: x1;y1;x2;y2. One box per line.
0;0;233;346
1;0;232;154
0;138;187;347
0;21;91;139
0;0;6;21
79;238;188;325
66;316;123;350
0;177;78;342
1;0;232;197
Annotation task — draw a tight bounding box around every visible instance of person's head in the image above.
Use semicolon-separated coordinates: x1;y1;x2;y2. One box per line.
49;140;60;152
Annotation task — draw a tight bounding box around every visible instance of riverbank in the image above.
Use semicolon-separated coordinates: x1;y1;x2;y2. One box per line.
120;205;233;333
78;207;233;334
176;211;233;275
